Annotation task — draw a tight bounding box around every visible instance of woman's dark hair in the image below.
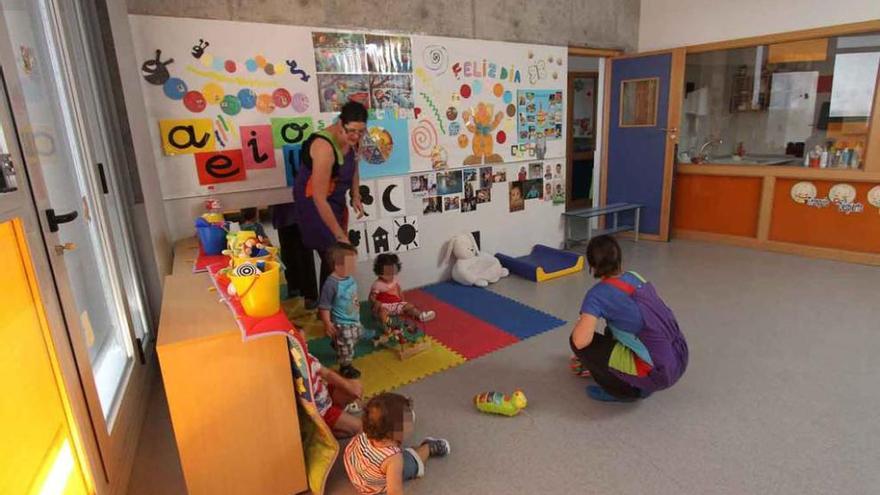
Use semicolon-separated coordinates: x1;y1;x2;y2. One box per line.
373;253;402;276
339;101;368;124
586;235;622;279
363;393;412;441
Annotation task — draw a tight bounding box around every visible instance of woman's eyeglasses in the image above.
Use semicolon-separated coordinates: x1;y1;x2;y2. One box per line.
343;125;366;136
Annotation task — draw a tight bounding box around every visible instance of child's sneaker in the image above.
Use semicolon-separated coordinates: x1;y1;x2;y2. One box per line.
340;365;361;379
418;310;436;322
420;437;450;457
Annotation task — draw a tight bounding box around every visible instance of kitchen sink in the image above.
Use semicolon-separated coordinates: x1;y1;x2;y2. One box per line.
709;154;798;166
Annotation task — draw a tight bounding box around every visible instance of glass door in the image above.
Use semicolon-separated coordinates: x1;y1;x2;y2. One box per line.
0;0;151;487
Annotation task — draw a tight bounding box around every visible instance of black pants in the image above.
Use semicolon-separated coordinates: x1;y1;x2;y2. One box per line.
277;223;318;301
570;332;642;400
317;249;333;295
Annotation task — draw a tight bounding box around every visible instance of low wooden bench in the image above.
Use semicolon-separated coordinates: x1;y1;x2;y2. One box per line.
561;203;644;248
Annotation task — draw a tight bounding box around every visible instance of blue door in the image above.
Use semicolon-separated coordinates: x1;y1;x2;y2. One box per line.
605;51;682;240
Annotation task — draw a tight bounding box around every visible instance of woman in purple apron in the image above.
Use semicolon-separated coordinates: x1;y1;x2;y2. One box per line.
571;235;689;402
294;102;367;288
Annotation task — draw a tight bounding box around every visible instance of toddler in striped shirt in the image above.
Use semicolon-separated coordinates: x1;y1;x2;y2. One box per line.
344;393;450;494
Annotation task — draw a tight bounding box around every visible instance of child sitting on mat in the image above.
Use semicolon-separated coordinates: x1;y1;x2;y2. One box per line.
303;349;363;438
344;393;450;495
319;242;365;379
370;253;435;324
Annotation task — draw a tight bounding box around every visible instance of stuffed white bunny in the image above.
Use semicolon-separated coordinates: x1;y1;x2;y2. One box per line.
446;233;509;287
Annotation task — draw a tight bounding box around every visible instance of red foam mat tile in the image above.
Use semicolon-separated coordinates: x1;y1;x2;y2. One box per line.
405;290;519;360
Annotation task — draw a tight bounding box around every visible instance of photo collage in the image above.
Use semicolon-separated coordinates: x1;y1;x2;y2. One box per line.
411;165;510;215
508;161;565;212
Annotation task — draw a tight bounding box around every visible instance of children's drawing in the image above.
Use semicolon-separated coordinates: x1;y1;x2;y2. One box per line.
317;74;370;112
142;49;174;85
462;102;504;165
422;45;448;75
365;35;412;73
359;117;411;179
191;39;209;59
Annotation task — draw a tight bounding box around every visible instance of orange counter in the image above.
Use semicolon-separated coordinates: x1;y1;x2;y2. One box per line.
673;164;880;265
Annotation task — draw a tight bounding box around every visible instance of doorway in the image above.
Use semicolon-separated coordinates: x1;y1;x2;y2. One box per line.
567;56;601;210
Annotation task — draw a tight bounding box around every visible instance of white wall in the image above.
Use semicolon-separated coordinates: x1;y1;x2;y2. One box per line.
639;0;880;51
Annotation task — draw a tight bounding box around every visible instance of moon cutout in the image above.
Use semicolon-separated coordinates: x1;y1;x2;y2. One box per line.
383;183;401;213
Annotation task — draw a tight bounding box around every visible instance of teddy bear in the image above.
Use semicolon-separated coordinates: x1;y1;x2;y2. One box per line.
445;233;509;287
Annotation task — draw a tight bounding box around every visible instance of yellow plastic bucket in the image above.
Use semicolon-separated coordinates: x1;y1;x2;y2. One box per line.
231;246;278;267
228;261;281;317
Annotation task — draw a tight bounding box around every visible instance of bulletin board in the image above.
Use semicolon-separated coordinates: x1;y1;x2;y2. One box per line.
129;15;567;201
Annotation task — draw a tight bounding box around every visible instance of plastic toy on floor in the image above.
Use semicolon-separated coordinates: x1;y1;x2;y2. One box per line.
474;389;527;416
373;314;431;360
496;244;584;282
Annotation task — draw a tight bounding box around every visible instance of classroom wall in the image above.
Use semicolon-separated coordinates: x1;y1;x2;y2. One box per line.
639;0;880;51
126;0;641;52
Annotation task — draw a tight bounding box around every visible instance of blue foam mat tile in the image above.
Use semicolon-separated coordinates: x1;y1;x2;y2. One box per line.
420;282;567;340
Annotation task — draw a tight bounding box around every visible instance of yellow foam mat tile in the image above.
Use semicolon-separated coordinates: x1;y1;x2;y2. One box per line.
282;298;325;339
353;336;466;398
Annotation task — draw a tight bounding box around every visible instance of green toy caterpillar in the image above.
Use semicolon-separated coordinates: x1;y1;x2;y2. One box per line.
473;389;527;417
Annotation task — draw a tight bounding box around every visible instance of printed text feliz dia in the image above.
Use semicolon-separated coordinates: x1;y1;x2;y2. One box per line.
451;60;522;83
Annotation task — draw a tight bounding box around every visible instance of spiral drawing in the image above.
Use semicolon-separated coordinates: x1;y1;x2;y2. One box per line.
411;120;438;158
423;45;448;75
291;92;309;113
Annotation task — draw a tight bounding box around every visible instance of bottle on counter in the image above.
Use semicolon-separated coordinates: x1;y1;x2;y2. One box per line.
808;145;822;168
852;143;863;169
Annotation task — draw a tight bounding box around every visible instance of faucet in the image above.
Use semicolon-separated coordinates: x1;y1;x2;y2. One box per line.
698;138;723;162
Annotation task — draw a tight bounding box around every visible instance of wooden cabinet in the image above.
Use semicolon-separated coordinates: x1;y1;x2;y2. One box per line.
157;271;307;495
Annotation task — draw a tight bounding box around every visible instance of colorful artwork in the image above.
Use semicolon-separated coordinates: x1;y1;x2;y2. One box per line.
270;117;314;148
462;102;504;165
359;117;411;179
317;74;369;113
828;183;857;204
410;120;439;158
312;32;367;73
194;149;246;185
282;144;301;187
240;125;276;169
370;74;413;111
517;89;563;143
159;118;215;155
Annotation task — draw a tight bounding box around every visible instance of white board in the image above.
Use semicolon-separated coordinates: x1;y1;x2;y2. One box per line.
130;15;566;205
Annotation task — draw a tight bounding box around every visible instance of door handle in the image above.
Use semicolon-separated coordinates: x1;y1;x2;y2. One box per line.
54;242;77;255
45;208;78;232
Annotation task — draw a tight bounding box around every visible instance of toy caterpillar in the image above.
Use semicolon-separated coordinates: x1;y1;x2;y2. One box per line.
473;389;527;417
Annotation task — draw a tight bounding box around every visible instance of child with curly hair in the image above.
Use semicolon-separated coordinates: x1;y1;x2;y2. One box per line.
370;253;435;324
344;393;450;494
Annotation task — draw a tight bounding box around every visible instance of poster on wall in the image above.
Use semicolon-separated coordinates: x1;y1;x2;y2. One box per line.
130;16;320;200
410;36;567;172
131;14;567;212
516;89;564;144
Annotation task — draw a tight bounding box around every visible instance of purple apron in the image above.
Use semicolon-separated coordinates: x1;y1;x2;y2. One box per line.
293;131;356;251
604;275;689;393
